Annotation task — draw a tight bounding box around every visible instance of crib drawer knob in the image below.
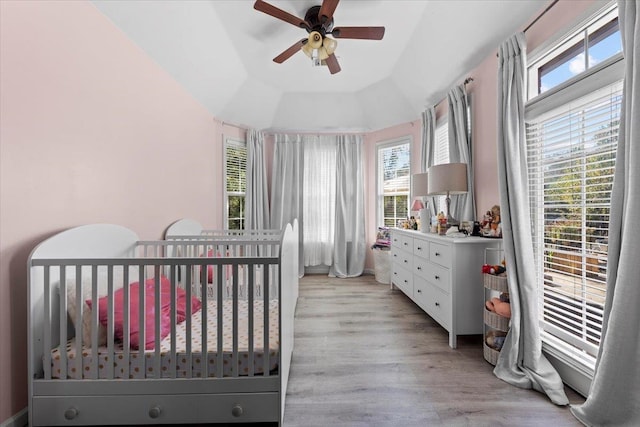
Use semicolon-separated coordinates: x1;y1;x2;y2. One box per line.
231;404;243;417
64;407;79;420
148;406;162;419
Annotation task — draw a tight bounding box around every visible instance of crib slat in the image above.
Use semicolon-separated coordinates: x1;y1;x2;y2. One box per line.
216;264;223;379
122;267;130;379
232;263;239;377
185;267;192;378
248;263;254;377
200;263;208;379
153;266;161;378
90;265;99;380
106;265;114;380
74;266;83;379
169;265;177;379
43;267;52;380
58;266;68;380
138;268;145;364
263;265;270;377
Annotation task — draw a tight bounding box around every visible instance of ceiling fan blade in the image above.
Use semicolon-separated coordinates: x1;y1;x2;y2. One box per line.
254;0;310;30
318;0;340;25
325;53;341;74
273;39;307;64
331;26;385;40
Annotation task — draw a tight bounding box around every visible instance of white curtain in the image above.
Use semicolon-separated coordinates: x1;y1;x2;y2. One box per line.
330;135;366;278
303;136;337;267
571;1;640;424
494;32;569;406
447;85;476;222
421;106;438;218
245;129;269;231
270;134;304;277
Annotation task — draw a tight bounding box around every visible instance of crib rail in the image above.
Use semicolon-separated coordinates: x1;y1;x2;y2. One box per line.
30;254;279;382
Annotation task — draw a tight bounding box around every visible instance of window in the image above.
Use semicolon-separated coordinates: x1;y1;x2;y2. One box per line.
528;5;621;97
224;138;247;230
433;120;449;214
377;139;410;227
526;3;622;372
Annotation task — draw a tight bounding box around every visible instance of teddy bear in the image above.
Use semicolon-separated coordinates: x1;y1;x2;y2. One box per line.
485;329;507;351
485;292;511;318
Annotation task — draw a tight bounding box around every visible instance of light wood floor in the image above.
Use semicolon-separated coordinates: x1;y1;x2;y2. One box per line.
282;274;585;427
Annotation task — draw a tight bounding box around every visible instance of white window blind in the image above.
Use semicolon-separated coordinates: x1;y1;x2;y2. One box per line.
225;140;247;230
433;121;449;213
377;141;410;227
526;79;621;368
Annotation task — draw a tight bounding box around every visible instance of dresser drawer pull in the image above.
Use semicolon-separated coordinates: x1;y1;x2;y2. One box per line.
435;302;440;307
434;275;440;280
416;289;422;293
404;280;408;283
417;246;423;250
404;259;408;263
417;266;422;271
435;252;441;256
393;254;398;258
394;272;398;275
403;242;408;246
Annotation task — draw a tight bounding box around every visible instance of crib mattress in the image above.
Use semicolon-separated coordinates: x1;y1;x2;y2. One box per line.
49;299;279;379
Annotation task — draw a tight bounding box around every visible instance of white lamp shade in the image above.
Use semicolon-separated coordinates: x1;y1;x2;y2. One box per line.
411;173;430;198
427;163;468;195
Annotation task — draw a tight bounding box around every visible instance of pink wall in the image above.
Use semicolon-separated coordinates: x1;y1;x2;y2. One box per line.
0;1;233;420
0;0;599;423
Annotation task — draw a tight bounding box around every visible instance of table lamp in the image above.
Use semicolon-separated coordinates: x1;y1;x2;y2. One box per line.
427;163;468;226
411;173;430;232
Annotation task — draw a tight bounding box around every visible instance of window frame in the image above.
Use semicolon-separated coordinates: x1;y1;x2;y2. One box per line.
376;137;412;228
223;137;247;230
524;0;622;391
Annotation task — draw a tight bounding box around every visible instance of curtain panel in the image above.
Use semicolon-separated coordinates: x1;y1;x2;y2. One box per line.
447;85;476;222
330;135;366;278
421;107;438;218
245;129;270;231
494;32;569;406
571;1;640;424
270;134;304;277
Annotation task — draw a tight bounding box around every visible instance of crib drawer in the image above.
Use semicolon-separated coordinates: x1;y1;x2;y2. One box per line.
31;392;279;425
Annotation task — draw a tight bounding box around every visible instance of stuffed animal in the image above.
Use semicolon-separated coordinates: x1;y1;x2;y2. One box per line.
485;294;511;318
485;329;507;351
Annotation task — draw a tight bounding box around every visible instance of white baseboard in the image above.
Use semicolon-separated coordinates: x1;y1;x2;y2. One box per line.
1;408;27;427
363;268;374;275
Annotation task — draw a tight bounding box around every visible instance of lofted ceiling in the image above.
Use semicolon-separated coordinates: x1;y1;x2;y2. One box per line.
91;0;549;132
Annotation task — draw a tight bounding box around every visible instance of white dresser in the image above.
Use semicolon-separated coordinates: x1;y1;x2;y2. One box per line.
390;229;500;348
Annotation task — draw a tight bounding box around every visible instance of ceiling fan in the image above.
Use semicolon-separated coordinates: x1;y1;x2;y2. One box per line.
253;0;385;74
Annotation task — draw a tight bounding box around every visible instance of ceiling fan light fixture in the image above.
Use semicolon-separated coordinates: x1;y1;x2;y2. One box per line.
301;42;315;58
322;37;337;55
307;31;323;49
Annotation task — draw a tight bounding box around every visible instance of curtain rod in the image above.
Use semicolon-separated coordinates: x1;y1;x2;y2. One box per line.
496;0;559;57
523;0;559;33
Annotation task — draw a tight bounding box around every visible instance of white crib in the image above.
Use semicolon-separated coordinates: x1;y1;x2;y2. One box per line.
28;221;298;426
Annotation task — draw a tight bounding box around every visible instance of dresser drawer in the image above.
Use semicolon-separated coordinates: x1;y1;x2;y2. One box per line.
413;238;429;259
414;277;451;328
391;249;413;271
391;264;413;296
421;260;451;293
429;242;452;268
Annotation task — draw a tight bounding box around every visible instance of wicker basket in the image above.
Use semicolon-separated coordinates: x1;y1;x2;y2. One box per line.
483;343;500;365
484;308;510;331
483;273;509;292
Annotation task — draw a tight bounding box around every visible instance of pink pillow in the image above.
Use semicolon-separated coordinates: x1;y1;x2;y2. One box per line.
88;277;201;350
